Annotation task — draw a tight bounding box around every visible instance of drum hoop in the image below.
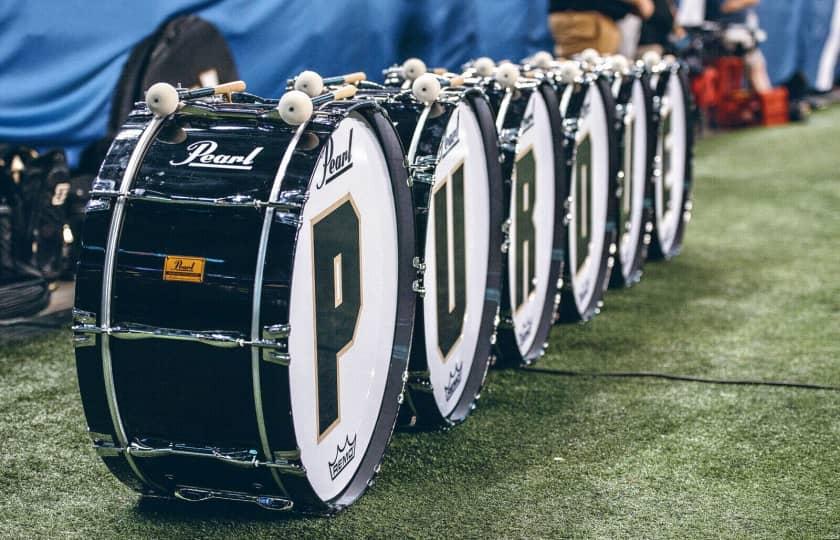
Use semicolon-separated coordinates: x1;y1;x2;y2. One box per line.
99;113;168;494
249;119;310;499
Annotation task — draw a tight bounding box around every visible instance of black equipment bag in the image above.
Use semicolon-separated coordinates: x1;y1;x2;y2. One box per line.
0;145;59;319
77;13;240;178
0;145;70;279
109;14;239;134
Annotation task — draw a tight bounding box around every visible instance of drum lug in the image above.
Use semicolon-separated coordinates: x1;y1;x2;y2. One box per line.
412;256;426;296
497;315;514;330
500;219;511;253
262;323;290;339
409;155;438;186
72;309;100;347
562;197;573;226
615;171;625;199
562;117;581;137
263;350;291;366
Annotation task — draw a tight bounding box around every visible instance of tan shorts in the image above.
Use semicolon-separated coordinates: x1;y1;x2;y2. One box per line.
549;11;622;57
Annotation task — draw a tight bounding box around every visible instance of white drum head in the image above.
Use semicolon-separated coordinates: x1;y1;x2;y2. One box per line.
569;85;610;312
507;91;556;355
423;102;490;417
655;74;687;254
288;113;399;502
619;78;649;277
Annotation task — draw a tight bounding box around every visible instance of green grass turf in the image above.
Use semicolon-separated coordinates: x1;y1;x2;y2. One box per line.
1;108;839;538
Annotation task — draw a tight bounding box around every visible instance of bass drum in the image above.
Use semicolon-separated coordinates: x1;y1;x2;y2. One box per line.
557;77;619;322
72;94;416;513
360;85;504;427
650;61;694;260
609;69;655;288
482;78;565;366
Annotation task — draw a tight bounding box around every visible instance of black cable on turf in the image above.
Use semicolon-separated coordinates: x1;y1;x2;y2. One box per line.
521;367;840;392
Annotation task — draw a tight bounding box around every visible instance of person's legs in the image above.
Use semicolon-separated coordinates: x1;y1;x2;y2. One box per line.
746;49;772;93
549;11;621;56
800;0;840;92
815;0;840;92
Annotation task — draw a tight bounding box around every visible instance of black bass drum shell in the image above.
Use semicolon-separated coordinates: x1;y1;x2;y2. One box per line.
360;87;504;428
556;77;619;323
73;98;415;514
649;64;694;261
609;71;656;288
481;80;567;366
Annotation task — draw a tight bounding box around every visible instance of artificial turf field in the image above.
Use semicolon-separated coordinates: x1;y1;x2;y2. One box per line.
1;107;839;539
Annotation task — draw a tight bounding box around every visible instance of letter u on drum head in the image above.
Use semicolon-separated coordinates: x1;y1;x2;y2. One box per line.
422;102;491;418
287;113;401;503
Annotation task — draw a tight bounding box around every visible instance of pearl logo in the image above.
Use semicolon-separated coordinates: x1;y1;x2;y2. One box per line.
169;140;264;171
317;129;354;189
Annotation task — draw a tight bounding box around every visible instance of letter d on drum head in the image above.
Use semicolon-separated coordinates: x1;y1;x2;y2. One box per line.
288;114;400;502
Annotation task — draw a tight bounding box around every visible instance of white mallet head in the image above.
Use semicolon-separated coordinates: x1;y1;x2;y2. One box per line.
412;73;442;104
532;50;554;69
642;50;662;69
402;58;427;81
663;54;678;66
495;62;520;89
558;61;582;84
473;57;496;77
145;82;180;118
277;90;313;125
610;54;630;74
294;70;324;98
580;48;601;66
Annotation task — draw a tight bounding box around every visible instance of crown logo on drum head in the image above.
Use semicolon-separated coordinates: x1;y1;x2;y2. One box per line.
444;361;463;401
328;433;357;481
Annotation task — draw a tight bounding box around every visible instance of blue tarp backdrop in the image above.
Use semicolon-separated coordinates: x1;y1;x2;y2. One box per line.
0;0;837;163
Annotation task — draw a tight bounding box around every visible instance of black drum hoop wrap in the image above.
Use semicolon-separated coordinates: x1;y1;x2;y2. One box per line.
648;65;695;261
557;77;620;323
401;89;505;428
609;72;656;288
494;81;568;367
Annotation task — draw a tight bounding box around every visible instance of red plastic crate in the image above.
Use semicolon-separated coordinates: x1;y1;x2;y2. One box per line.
716;89;760;128
692;67;720;108
758;87;789;126
715;56;745;96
